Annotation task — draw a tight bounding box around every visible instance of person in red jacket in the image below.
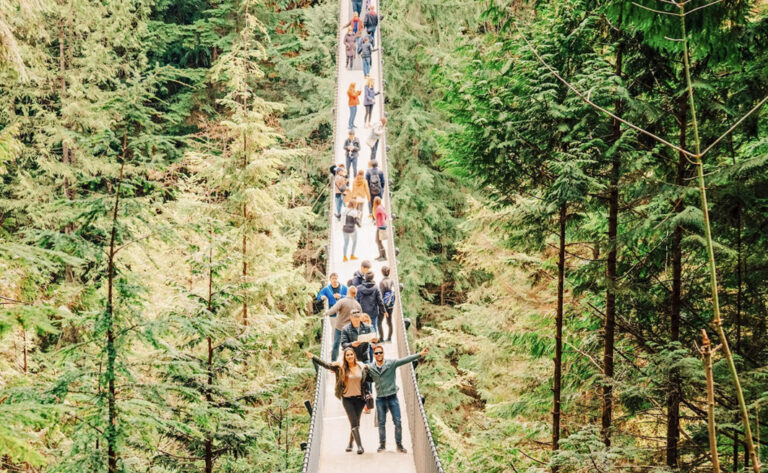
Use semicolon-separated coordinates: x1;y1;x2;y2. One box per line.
347;82;361;129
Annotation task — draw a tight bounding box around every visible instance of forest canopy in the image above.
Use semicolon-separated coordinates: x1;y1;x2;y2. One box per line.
1;0;767;472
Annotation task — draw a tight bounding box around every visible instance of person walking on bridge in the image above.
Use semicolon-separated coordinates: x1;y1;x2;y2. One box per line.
356;271;388;338
351;0;363;15
306;347;371;454
348;169;370;216
347;82;361;130
341;200;361;263
378;266;395;342
367;345;429;453
366;160;385;213
372;195;388;261
350;259;371;287
357;36;376;77
318;272;347;309
363;76;380;128
344;26;356;69
363;6;379;47
344;130;360;178
343;11;363;34
333;167;348;220
367;116;387;161
325;285;362;361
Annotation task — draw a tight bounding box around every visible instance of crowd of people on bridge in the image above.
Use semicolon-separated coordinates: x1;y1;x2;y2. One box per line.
304;0;430;458
311;265;425;455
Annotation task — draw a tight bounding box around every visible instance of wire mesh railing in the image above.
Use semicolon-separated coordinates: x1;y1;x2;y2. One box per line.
300;0;343;469
371;1;445;471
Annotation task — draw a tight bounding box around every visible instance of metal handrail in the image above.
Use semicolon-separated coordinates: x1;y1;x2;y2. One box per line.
300;0;343;469
372;2;446;472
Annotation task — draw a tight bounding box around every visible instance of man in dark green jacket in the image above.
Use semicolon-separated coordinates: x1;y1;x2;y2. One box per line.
366;345;429;453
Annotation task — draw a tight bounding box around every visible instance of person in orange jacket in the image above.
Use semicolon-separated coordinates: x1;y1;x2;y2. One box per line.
348;82;361;129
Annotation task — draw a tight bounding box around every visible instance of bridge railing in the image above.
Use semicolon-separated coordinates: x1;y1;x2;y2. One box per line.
373;2;445;472
300;0;343;469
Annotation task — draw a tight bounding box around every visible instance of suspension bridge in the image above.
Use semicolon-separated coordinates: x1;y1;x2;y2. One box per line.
300;1;444;472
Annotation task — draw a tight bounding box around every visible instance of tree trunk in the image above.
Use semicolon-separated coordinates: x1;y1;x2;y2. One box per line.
205;226;214;473
22;329;28;374
701;331;721;473
730;136;742;351
666;95;686;469
59;15;75;283
242;130;249;326
106;140;127;473
553;203;566;468
602;15;623;447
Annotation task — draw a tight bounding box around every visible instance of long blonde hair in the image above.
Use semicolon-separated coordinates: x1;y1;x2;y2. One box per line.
347;82;357;94
372;196;383;218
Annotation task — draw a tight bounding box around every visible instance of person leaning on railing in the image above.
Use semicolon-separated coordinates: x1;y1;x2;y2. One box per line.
366;344;429;453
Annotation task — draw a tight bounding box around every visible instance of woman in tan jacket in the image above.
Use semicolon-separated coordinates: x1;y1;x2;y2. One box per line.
346;169;370;216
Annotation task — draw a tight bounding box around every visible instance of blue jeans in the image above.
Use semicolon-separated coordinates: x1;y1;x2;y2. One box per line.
376;394;403;445
370;139;379;160
335;194;344;217
346;155;357;177
343;231;357;257
362;56;371;76
352;0;362;14
349;105;357;129
331;327;342;361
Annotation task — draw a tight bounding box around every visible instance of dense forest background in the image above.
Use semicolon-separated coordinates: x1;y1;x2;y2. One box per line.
1;0;767;472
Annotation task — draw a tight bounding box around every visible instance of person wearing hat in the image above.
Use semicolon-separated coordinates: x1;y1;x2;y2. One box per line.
340;308;378;363
325;285;362;361
344;129;361;178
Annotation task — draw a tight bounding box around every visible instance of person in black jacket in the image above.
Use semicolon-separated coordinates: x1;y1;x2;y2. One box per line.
363;6;378;47
350;260;371;287
355;271;388;337
340;309;379;362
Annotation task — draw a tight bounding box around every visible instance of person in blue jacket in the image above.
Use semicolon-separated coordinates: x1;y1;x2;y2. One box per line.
317;273;348;308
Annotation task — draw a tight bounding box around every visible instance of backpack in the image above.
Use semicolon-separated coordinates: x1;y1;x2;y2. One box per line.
343;212;358;233
383;289;395;309
369;171;382;195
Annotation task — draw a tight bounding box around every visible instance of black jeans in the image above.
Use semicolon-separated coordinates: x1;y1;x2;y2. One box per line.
342;396;366;428
346;54;354;68
377;309;393;340
364;104;373;124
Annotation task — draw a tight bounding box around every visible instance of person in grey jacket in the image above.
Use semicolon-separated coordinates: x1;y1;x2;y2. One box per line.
343;130;361;177
357;36;377;77
367;345;429;452
363;77;380;127
344;26;357;69
325;286;362;361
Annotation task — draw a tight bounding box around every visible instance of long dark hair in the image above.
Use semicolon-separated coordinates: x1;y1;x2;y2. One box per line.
336;347;359;384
